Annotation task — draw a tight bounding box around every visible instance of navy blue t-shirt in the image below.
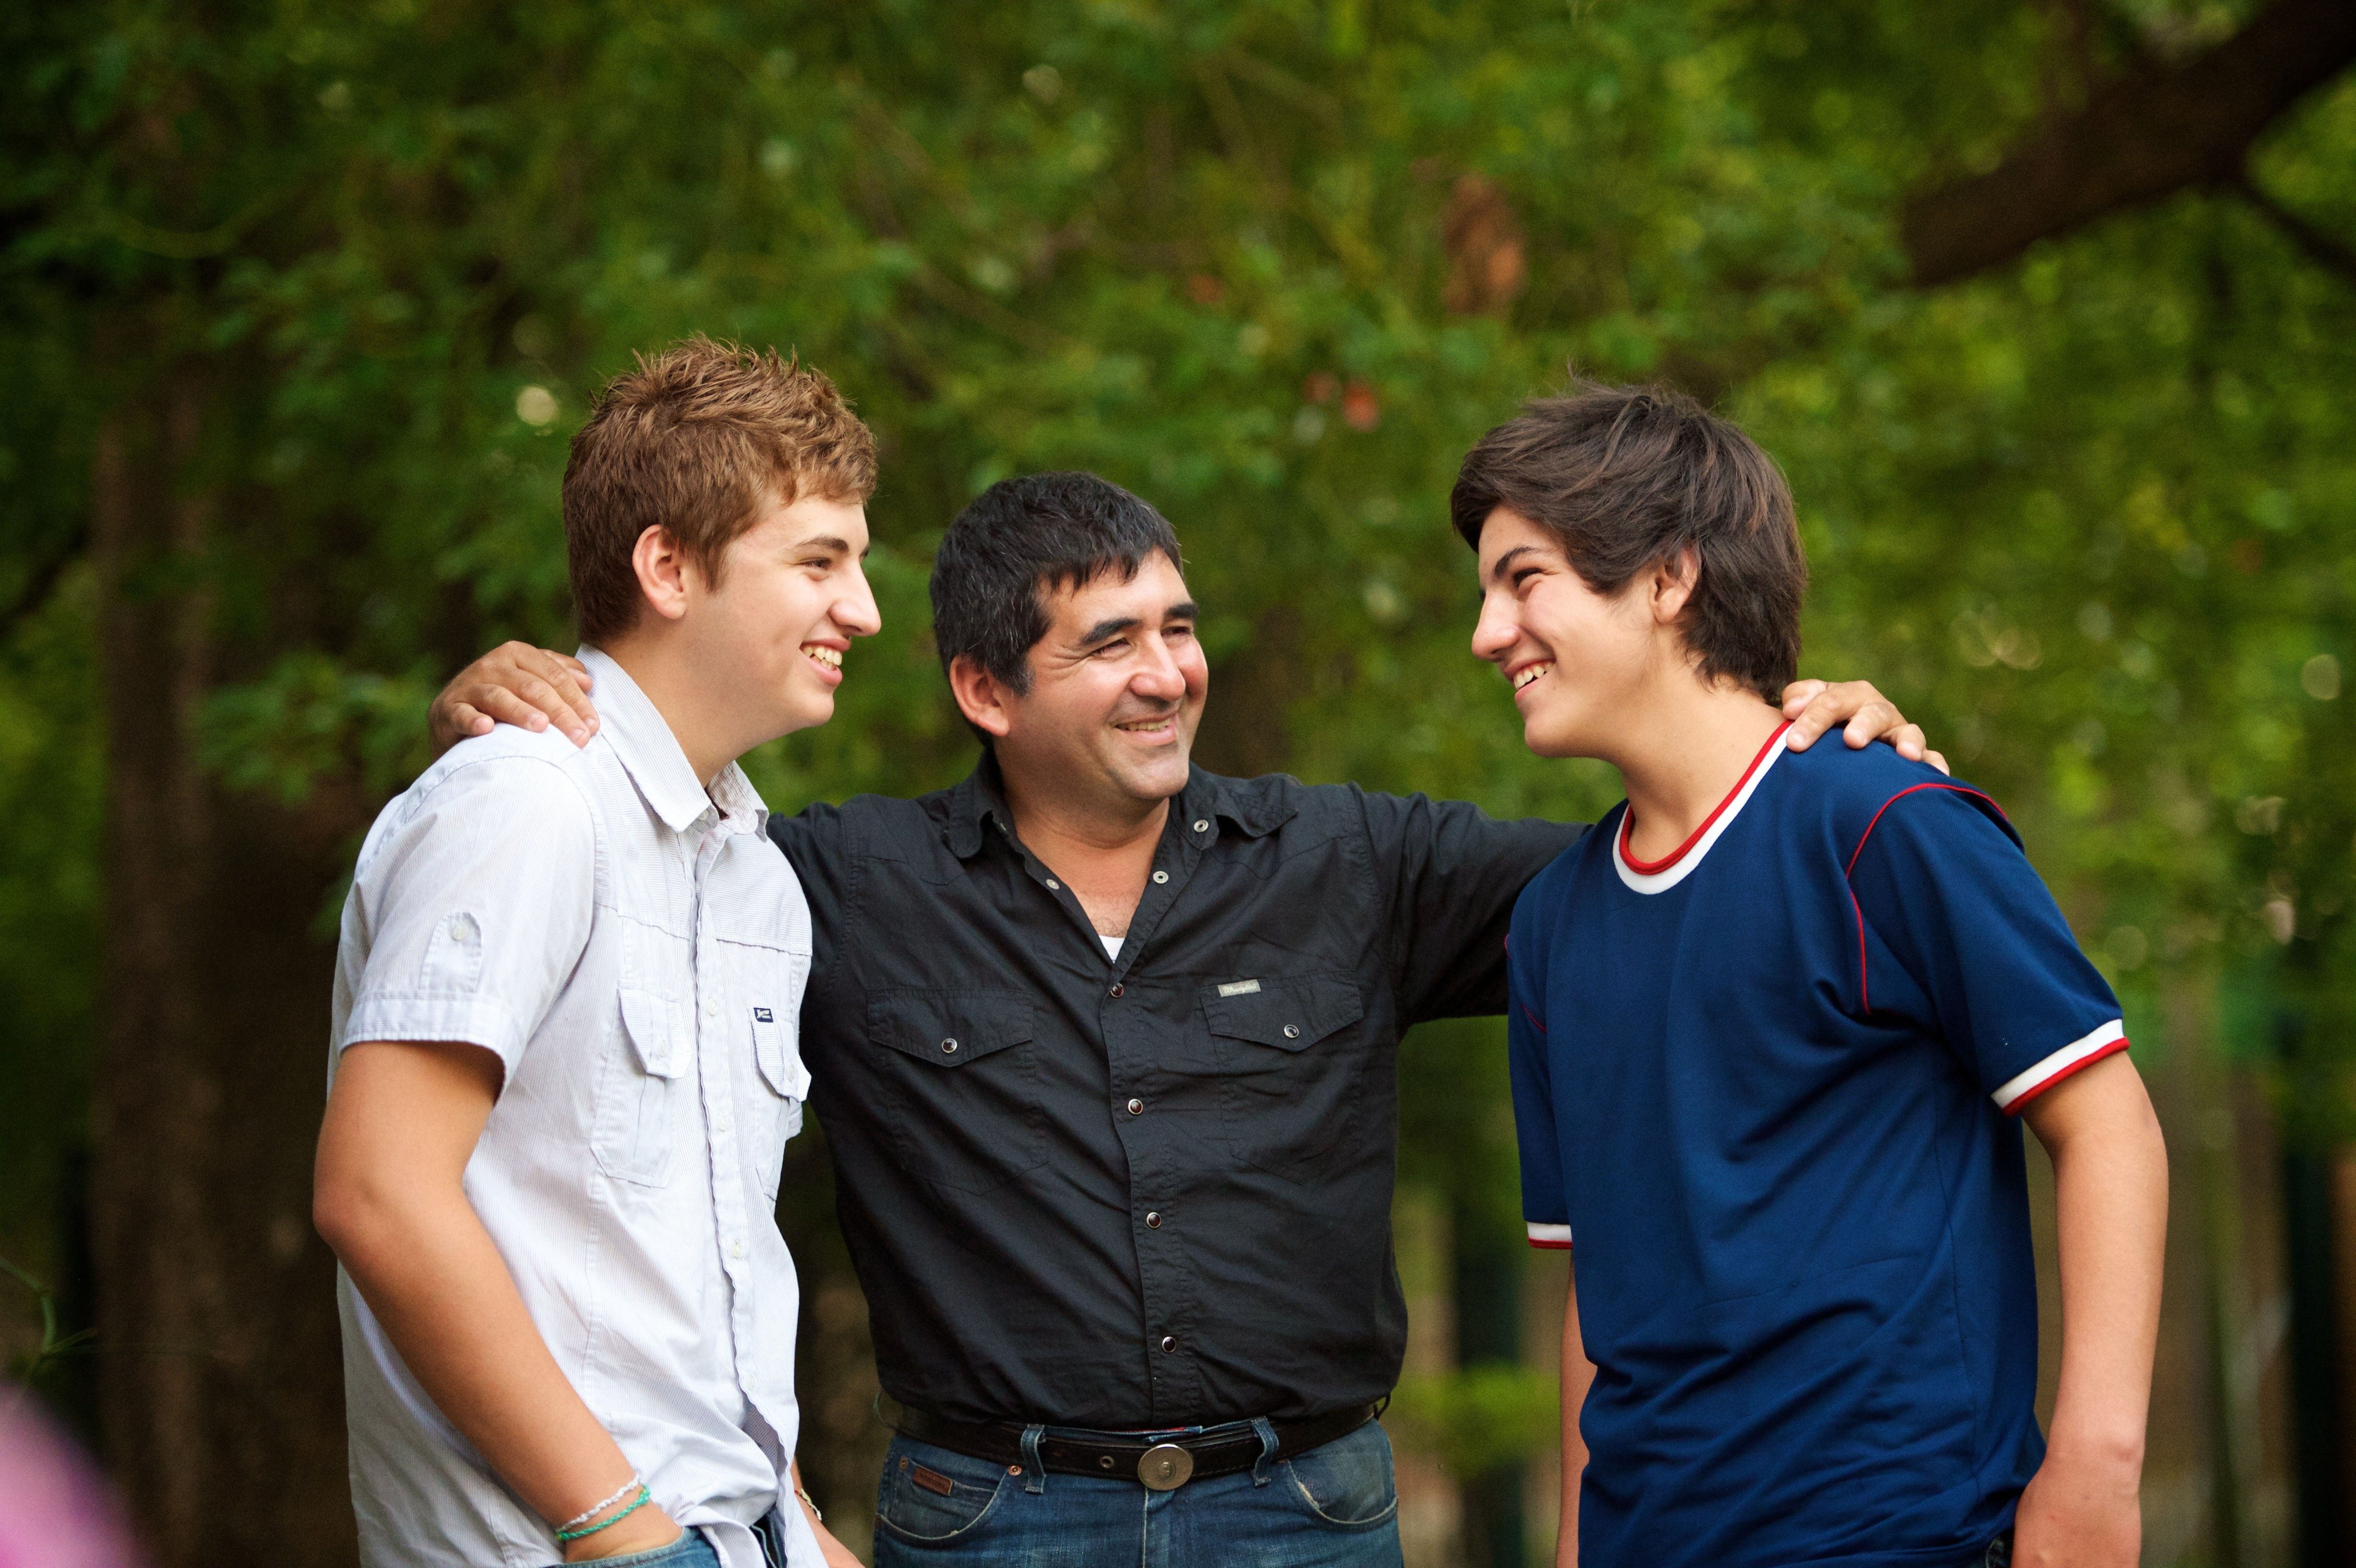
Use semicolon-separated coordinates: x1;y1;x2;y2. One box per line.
1507;724;2126;1568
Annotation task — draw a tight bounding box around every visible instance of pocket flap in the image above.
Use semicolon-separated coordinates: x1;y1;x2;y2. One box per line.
751;1005;812;1100
867;990;1035;1068
1202;975;1364;1052
619;987;687;1078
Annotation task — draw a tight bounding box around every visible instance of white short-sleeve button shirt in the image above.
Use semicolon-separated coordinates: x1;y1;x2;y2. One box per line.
329;649;820;1568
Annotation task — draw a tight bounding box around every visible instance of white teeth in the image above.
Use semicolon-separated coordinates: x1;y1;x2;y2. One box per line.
1512;662;1552;691
801;644;841;670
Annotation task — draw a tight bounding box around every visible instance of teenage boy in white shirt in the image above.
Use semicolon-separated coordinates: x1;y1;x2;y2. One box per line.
313;338;878;1568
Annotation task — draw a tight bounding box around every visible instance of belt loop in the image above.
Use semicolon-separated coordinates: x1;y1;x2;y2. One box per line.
1249;1416;1280;1487
1019;1424;1047;1494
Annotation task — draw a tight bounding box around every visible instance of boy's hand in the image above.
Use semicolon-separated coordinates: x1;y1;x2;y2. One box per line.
1778;679;1947;774
2012;1447;2141;1568
430;642;600;754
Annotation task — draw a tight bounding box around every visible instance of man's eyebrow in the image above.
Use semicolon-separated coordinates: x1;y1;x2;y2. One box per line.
1486;545;1541;584
1166;600;1198;622
1078;614;1143;646
792;534;856;555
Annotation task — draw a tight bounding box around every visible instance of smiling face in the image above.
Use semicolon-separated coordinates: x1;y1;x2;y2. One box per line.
1469;506;1670;761
980;551;1207;813
680;490;881;749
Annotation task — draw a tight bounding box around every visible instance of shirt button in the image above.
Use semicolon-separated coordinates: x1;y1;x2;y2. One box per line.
1192;819;1209;833
731;1242;744;1259
1126;1098;1144;1116
715;1116;730;1133
703;998;719;1017
1109;983;1124;998
1045;878;1060;890
1145;1211;1162;1228
1283;1024;1300;1039
1151;870;1169;884
1160;1336;1178;1353
941;1038;959;1055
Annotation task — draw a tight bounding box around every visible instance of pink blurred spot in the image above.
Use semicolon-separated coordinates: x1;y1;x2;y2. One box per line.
0;1398;145;1568
1341;381;1380;431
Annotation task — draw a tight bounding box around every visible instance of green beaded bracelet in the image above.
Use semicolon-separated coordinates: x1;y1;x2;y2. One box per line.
556;1485;652;1542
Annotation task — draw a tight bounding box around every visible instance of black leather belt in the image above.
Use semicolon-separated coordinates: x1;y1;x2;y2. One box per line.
892;1401;1380;1492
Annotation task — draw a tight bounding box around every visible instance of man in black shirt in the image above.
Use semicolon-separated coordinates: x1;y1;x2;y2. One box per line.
431;472;1937;1567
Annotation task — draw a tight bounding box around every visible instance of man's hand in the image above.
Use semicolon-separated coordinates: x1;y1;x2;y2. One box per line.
429;642;601;756
2011;1446;2141;1568
1778;679;1947;774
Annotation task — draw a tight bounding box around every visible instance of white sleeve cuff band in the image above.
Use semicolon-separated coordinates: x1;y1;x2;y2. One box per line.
1526;1221;1573;1250
1991;1018;2127;1112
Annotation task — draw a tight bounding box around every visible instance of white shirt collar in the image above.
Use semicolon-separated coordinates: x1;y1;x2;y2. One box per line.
577;647;767;835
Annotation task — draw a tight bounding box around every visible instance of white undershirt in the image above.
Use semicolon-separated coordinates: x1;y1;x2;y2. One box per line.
1101;933;1123;961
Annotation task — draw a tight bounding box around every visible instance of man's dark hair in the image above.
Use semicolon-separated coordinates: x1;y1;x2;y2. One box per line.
930;472;1184;732
1450;381;1806;700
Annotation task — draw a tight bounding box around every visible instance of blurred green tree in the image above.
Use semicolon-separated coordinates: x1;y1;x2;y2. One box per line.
3;2;2351;1563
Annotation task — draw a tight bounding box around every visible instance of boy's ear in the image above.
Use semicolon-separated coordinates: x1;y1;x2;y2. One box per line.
947;653;1017;741
631;525;692;624
1648;547;1702;628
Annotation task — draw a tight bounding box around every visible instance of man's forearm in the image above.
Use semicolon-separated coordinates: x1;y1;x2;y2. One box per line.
1559;1276;1594;1568
332;1184;642;1533
2045;1099;2168;1467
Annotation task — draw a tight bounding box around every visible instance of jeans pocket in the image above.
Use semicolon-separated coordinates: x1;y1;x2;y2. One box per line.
1279;1421;1400;1530
567;1527;719;1567
874;1437;1009;1545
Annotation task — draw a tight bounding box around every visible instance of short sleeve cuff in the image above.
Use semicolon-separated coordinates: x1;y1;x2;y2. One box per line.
1992;1019;2128;1114
1526;1221;1573;1251
339;993;530;1075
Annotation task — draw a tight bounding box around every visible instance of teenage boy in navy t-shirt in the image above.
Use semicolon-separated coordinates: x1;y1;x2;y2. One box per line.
1452;386;2168;1568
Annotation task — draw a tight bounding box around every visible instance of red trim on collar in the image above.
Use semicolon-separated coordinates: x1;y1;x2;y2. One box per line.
1616;722;1792;876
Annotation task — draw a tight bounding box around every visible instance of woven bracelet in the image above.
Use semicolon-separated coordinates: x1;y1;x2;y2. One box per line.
556;1485;652;1542
557;1477;644;1535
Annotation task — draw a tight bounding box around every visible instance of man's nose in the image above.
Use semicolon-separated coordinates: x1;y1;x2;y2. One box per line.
1132;636;1187;700
835;563;883;637
1470;592;1516;662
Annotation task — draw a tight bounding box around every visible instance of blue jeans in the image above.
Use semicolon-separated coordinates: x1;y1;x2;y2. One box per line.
873;1419;1405;1568
572;1529;720;1567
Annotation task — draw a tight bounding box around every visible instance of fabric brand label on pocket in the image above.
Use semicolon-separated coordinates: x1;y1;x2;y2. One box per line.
1217;978;1262;996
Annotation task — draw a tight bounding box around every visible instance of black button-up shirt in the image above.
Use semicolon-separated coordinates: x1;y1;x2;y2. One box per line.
773;759;1581;1427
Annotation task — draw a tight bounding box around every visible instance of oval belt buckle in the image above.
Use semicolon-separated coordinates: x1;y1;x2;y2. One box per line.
1138;1442;1195;1491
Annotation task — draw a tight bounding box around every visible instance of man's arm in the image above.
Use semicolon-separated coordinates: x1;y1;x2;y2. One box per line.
314;1042;681;1561
1366;677;1946;1021
1557;1270;1595;1568
2013;1054;2167;1568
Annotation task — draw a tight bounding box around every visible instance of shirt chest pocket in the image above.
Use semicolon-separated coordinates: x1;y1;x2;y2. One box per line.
866;990;1045;1196
721;938;814;1203
597;921;693;1188
1202;974;1367;1184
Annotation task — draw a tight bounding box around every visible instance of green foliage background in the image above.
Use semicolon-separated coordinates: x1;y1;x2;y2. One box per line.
2;0;2351;1537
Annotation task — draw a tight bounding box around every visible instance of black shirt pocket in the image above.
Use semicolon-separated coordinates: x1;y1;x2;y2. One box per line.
867;988;1046;1196
1202;974;1367;1183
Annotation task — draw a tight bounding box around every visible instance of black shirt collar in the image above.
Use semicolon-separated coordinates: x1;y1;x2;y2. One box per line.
939;755;1297;860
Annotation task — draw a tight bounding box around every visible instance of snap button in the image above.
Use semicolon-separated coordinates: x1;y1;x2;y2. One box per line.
1145;1211;1162;1228
1192;819;1209;833
1109;983;1124;998
1159;1335;1178;1353
1283;1024;1300;1039
941;1038;959;1054
1126;1098;1145;1116
1151;870;1169;884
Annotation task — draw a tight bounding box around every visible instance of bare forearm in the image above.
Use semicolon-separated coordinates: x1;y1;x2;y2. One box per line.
1559;1277;1593;1568
2045;1105;2168;1467
332;1188;634;1529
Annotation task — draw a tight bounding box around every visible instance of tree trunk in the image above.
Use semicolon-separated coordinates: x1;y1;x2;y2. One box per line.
88;373;363;1567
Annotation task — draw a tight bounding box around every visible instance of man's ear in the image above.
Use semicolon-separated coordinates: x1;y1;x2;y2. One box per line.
631;525;693;623
947;653;1016;741
1648;547;1702;628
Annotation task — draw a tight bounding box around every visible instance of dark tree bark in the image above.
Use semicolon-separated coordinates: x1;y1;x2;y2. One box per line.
1903;0;2356;285
89;365;365;1567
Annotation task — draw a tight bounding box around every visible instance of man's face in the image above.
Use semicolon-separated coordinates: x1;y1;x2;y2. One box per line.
994;551;1207;809
1468;507;1653;760
685;491;880;744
